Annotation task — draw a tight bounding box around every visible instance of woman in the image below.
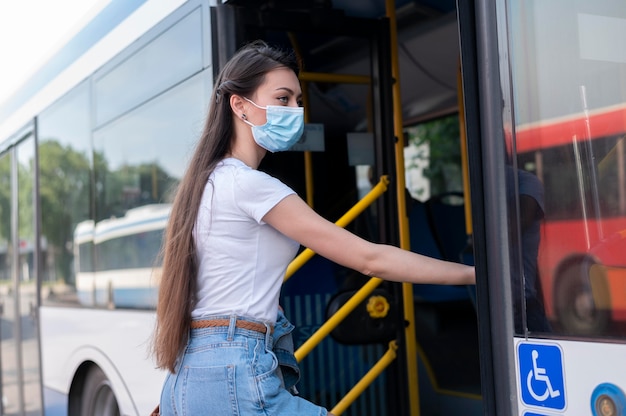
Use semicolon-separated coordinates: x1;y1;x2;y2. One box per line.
153;40;474;416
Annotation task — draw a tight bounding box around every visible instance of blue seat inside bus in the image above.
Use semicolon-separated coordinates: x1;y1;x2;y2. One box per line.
409;192;472;302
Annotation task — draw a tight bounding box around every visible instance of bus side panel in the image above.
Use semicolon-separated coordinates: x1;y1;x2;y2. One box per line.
514;338;626;414
40;306;166;415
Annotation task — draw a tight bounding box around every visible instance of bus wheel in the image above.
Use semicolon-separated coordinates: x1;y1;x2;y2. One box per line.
554;261;610;336
80;366;120;416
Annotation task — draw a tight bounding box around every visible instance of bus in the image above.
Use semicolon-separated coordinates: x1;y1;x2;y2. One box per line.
74;204;170;309
516;106;626;336
1;0;625;415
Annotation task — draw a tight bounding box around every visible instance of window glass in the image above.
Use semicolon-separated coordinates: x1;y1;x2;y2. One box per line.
0;152;10;283
38;81;92;306
95;229;164;271
0;150;19;412
17;136;43;413
95;8;203;126
38;8;207;312
93;71;207;221
508;0;626;338
509;2;626;125
89;71;207;309
79;241;94;273
521;135;626;222
404;114;463;202
404;114;472;303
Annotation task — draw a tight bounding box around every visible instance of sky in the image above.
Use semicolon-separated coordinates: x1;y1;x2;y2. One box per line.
0;0;108;105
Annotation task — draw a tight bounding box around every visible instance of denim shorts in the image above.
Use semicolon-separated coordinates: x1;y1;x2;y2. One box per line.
159;315;329;416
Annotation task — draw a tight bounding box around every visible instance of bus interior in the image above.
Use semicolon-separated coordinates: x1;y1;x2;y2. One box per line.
215;1;481;414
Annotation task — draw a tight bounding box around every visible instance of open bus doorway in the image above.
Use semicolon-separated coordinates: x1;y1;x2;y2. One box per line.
220;2;483;414
405;113;481;392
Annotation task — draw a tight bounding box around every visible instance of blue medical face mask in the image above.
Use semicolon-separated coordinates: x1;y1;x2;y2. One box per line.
242;97;304;152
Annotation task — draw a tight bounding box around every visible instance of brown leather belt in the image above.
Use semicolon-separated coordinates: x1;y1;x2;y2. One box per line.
191;318;273;334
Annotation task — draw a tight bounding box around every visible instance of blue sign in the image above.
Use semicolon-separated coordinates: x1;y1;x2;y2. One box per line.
518;342;566;411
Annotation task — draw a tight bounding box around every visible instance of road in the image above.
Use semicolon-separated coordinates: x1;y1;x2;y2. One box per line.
0;285;43;415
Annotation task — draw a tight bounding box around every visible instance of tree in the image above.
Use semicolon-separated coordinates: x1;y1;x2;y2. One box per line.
406;114;463;197
39;140;91;284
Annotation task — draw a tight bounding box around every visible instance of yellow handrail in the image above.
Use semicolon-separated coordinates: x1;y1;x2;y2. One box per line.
286;34;397;415
287;17;421;414
330;341;399;415
294;277;383;362
284;175;390;282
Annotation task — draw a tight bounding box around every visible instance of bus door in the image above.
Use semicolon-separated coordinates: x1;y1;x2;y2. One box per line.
460;0;626;414
0;125;43;415
217;2;406;414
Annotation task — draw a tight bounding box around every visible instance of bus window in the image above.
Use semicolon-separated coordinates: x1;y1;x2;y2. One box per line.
94;8;203;127
406;114;471;290
517;132;626;337
405;114;464;202
0;153;9;282
93;70;207;221
38;81;91;305
509;0;626;338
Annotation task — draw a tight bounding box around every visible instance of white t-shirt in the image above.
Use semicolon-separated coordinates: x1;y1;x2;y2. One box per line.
191;158;299;323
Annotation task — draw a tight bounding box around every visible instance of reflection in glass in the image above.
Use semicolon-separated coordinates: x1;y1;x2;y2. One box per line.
509;0;626;338
78;204;170;309
95;8;203;126
509;167;551;335
0;152;10;281
90;71;207;309
38;81;91;305
0;150;19;414
93;71;206;221
17;136;43;414
0;138;44;415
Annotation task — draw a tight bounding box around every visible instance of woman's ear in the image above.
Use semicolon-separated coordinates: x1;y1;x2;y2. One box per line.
230;94;246;119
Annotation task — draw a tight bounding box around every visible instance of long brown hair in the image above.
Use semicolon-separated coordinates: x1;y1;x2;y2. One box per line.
153;40;300;372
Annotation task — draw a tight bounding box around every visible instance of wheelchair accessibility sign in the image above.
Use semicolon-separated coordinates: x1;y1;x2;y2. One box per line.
518;342;566;411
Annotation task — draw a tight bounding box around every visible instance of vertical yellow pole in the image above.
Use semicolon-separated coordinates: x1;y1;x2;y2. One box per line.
303;82;315;207
289;32;315;207
457;64;472;235
385;1;420;414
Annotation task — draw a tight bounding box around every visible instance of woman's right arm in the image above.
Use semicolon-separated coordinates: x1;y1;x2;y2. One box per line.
263;194;475;286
